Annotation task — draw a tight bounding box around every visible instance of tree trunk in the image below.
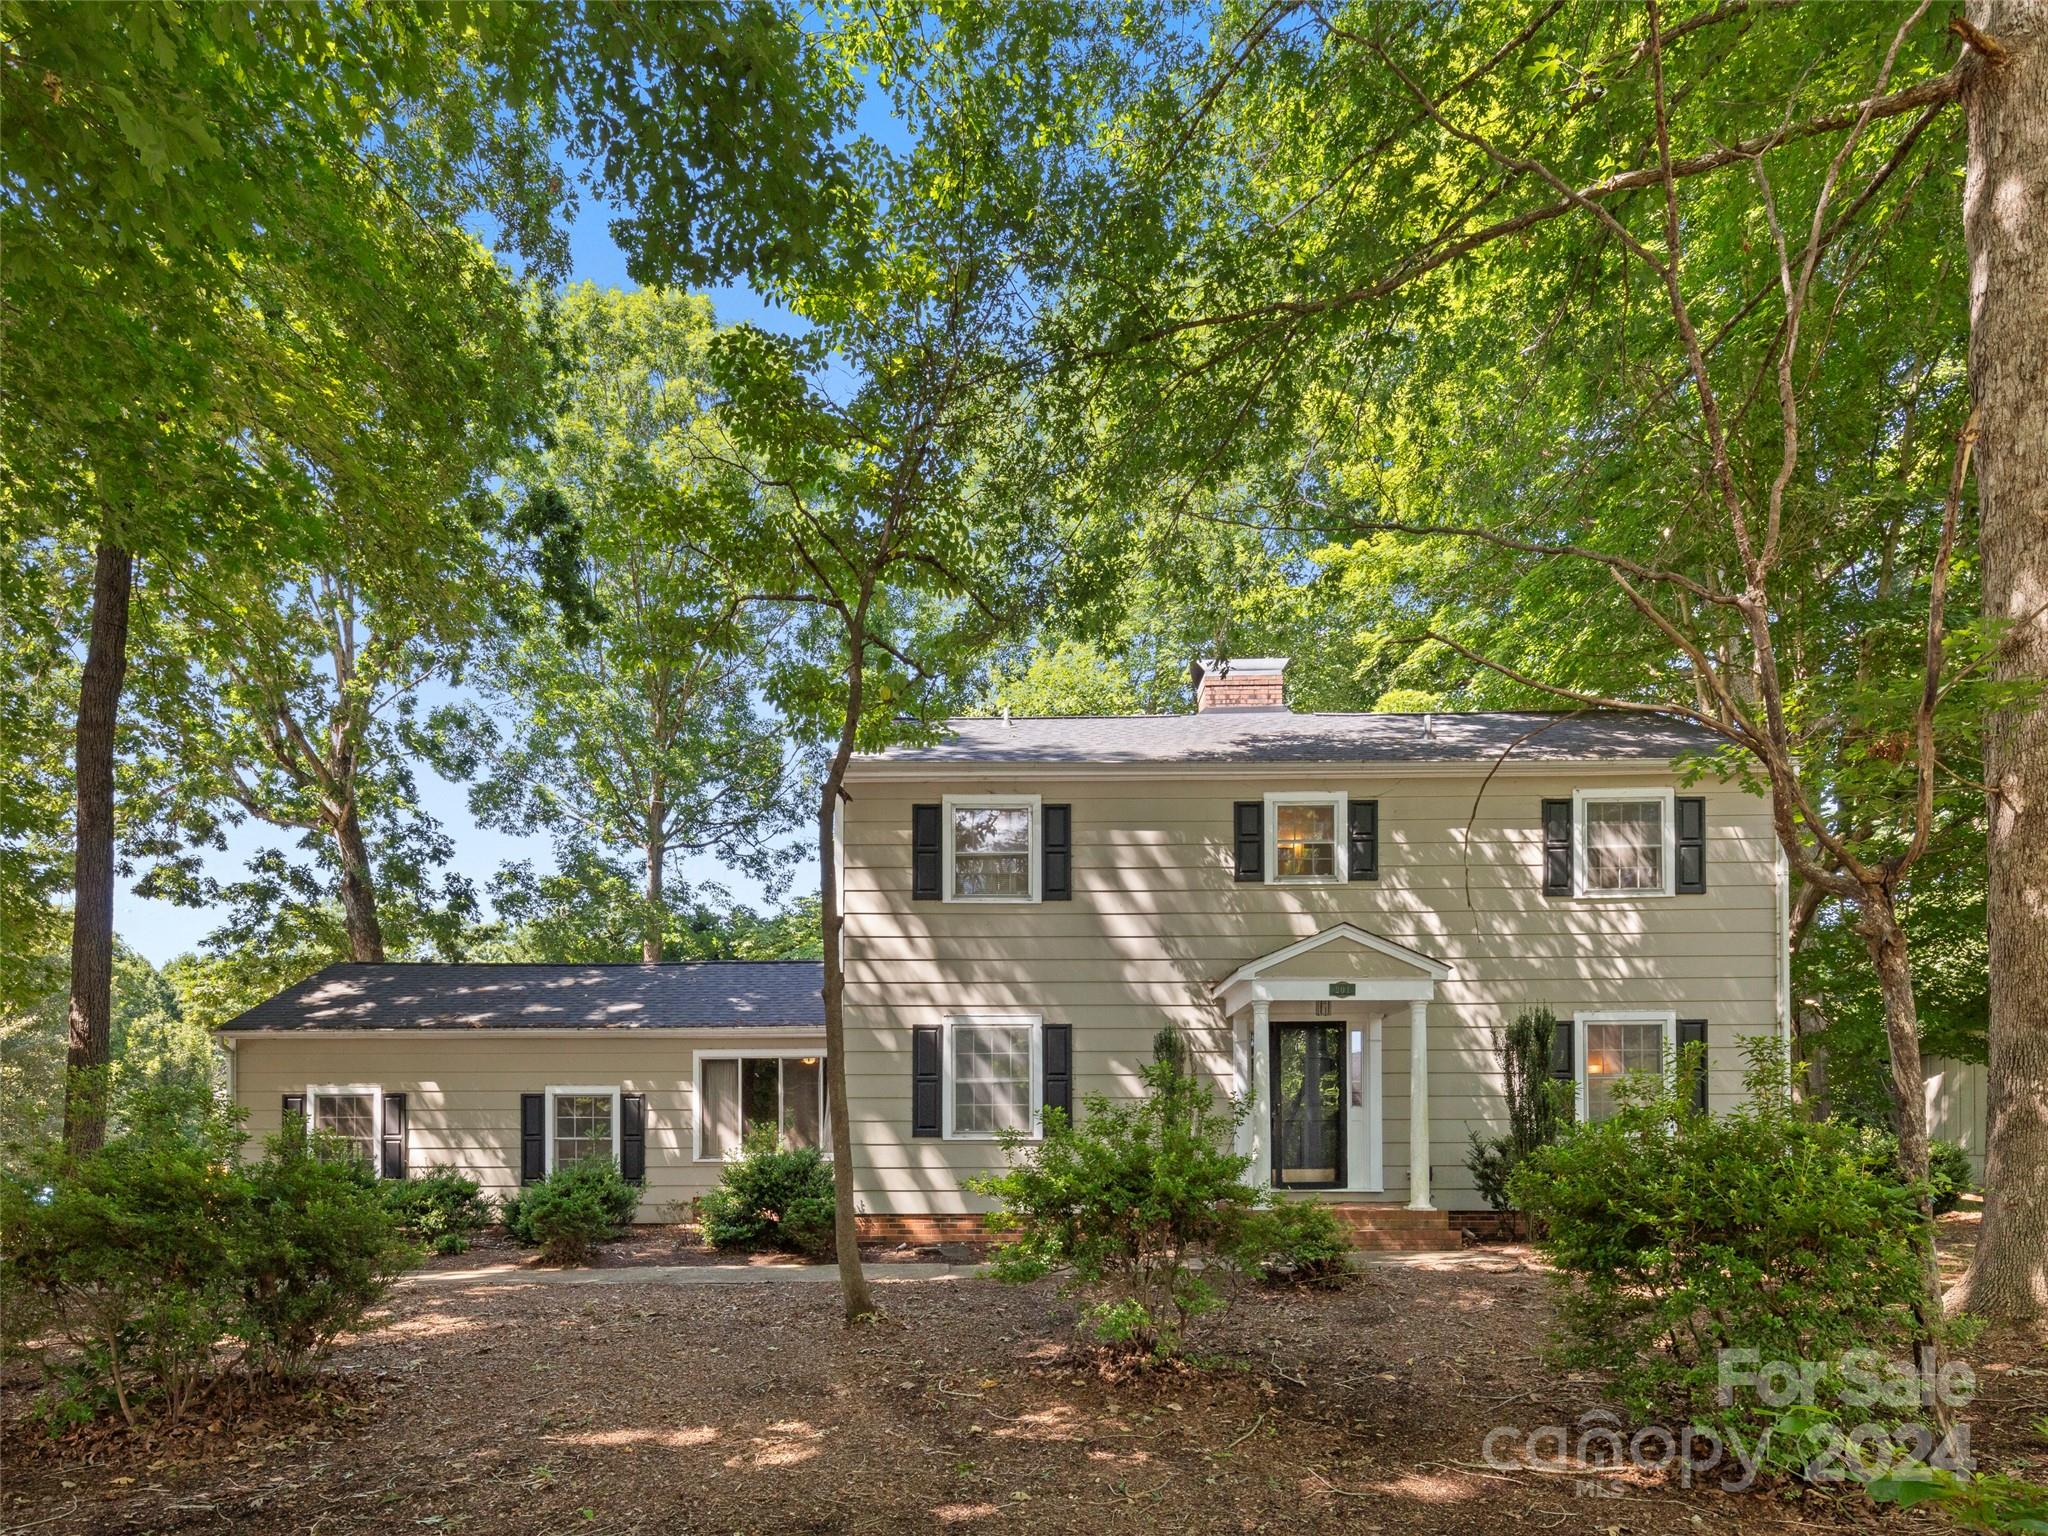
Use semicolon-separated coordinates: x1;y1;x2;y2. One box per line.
1860;890;1951;1408
63;541;133;1160
1794;1001;1832;1121
331;799;387;962
821;657;876;1323
644;789;666;965
1960;0;2048;1328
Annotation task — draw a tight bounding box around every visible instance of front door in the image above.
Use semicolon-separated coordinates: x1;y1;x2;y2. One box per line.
1271;1022;1345;1189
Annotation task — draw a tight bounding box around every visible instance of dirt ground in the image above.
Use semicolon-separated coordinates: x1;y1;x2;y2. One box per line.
3;1213;2040;1536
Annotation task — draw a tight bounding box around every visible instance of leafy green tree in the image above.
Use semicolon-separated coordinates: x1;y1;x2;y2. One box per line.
478;854;820;963
3;1;857;1156
1;935;214;1154
982;0;2032;1325
454;286;806;962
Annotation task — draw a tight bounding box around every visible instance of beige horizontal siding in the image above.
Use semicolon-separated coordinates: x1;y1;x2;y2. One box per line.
229;1031;824;1221
840;766;1782;1213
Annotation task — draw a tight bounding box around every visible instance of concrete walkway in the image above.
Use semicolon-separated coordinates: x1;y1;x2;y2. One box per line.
404;1248;1538;1288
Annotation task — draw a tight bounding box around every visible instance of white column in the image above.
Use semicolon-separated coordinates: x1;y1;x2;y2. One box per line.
1249;999;1272;1188
1407;999;1433;1211
1232;1008;1254;1162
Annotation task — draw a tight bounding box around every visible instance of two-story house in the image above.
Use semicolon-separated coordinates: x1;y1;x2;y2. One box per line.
219;658;1788;1248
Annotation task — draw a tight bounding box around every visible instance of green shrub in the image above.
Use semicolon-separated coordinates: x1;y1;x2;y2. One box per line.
697;1128;835;1255
1928;1140;1974;1216
0;1083;248;1427
501;1158;637;1264
1509;1039;1951;1464
1465;1007;1574;1212
1850;1130;1976;1218
967;1056;1267;1357
380;1171;491;1254
234;1131;416;1380
1226;1199;1352;1287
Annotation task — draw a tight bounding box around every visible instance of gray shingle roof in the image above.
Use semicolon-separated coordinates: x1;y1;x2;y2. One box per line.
856;710;1722;768
216;962;824;1034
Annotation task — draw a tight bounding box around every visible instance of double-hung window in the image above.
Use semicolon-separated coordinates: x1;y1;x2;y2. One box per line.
697;1055;826;1159
1264;791;1345;883
307;1085;381;1170
545;1085;621;1173
943;794;1040;902
1576;1011;1676;1122
945;1015;1041;1139
1574;787;1675;896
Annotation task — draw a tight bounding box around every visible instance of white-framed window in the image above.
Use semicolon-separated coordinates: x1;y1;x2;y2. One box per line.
943;793;1041;903
1264;791;1347;884
695;1053;827;1160
1575;1011;1677;1123
1574;787;1675;897
944;1014;1042;1140
306;1084;382;1173
544;1085;622;1174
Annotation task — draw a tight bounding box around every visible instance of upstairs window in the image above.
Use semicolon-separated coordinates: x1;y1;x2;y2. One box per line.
1264;792;1346;883
944;794;1041;902
1574;788;1674;896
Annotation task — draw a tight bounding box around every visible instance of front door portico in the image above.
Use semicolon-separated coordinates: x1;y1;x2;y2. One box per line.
1211;923;1451;1209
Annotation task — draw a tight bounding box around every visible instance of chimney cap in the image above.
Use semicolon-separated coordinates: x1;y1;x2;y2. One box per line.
1189;656;1289;687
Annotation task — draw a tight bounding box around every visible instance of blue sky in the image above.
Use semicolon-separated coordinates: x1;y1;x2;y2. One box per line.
114;195;826;967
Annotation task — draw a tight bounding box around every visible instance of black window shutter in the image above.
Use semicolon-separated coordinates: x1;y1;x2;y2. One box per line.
620;1093;646;1184
380;1092;407;1180
519;1093;546;1184
1233;801;1263;882
282;1092;306;1144
1677;1019;1709;1112
1041;1022;1072;1127
1675;796;1707;894
1549;1018;1575;1083
1042;804;1072;900
1541;799;1573;895
911;1025;943;1137
1348;799;1379;882
912;804;942;900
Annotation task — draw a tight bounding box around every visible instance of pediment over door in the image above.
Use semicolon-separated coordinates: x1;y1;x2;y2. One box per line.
1210;922;1448;1012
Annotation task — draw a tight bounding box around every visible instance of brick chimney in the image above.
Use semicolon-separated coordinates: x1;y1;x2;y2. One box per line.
1190;657;1289;712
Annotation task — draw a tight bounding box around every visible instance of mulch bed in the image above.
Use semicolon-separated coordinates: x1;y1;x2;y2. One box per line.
417;1224;984;1273
3;1217;2038;1535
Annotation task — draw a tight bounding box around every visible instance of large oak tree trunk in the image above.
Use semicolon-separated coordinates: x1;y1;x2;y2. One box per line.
1959;0;2048;1327
63;541;133;1159
332;799;387;962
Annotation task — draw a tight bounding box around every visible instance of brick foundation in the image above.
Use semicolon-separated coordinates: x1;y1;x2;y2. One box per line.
857;1214;994;1245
